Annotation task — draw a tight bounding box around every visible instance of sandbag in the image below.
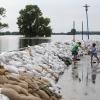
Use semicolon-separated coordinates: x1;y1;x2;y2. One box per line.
0;76;8;84
1;88;42;100
3;84;29;96
0;94;10;100
4;65;19;73
36;89;50;100
0;69;7;75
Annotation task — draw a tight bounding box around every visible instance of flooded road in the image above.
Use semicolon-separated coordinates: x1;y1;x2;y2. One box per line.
58;55;100;100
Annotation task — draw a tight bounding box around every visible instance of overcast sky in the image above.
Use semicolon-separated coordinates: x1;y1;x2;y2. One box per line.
0;0;100;32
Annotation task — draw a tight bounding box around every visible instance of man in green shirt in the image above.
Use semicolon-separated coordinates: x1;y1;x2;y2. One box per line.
71;42;81;61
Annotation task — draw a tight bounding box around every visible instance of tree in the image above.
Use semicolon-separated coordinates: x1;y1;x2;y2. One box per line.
17;5;52;37
71;28;76;35
0;7;8;30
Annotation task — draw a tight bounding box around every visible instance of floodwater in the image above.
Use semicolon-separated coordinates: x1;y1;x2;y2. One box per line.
57;55;100;100
0;35;50;53
0;35;100;52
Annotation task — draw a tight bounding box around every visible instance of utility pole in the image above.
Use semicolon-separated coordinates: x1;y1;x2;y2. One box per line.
73;21;75;29
82;21;83;40
72;21;76;42
83;4;90;39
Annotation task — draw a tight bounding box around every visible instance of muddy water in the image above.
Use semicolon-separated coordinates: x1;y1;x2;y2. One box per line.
58;55;100;100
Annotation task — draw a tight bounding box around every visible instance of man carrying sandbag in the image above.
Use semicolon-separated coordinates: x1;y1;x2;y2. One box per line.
71;42;81;61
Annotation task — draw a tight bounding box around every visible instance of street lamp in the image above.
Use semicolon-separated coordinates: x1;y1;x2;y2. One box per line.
83;4;90;39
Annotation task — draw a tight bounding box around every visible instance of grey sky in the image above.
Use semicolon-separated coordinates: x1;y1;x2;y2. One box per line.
0;0;100;32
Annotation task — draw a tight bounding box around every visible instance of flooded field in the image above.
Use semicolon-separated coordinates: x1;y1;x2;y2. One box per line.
58;55;100;100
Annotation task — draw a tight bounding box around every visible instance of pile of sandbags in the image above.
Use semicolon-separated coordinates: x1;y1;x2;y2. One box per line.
0;42;72;84
0;42;73;100
0;65;62;100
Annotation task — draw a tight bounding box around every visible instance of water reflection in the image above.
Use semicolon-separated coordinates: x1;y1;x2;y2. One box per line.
0;36;51;53
91;72;96;84
72;62;81;82
19;38;51;48
72;63;79;80
91;63;99;84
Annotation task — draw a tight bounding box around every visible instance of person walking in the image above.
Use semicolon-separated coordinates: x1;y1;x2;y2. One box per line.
90;43;99;64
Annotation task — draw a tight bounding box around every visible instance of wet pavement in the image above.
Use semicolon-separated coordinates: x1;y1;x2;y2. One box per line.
57;55;100;100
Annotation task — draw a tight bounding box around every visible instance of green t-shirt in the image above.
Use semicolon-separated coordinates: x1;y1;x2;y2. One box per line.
71;43;80;52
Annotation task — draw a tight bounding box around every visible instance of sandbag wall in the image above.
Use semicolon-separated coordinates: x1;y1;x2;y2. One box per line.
0;66;61;100
0;42;72;100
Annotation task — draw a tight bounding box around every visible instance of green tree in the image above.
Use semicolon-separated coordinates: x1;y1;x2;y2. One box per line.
17;5;52;37
0;7;8;30
71;28;76;35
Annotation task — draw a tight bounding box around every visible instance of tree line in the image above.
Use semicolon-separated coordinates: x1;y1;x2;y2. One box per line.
67;29;100;35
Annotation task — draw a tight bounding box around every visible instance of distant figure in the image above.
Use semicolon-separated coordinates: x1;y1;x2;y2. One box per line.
25;45;32;56
90;43;99;63
71;42;81;61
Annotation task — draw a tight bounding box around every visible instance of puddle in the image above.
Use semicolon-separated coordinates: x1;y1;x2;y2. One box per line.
57;55;100;100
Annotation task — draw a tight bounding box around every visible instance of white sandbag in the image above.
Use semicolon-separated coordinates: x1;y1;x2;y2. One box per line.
18;67;26;72
23;64;33;71
3;64;19;73
8;60;22;67
33;66;43;73
0;88;10;100
0;94;10;100
27;70;41;77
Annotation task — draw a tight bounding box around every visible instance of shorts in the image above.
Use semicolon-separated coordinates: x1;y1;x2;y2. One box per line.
72;51;78;56
91;53;97;57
